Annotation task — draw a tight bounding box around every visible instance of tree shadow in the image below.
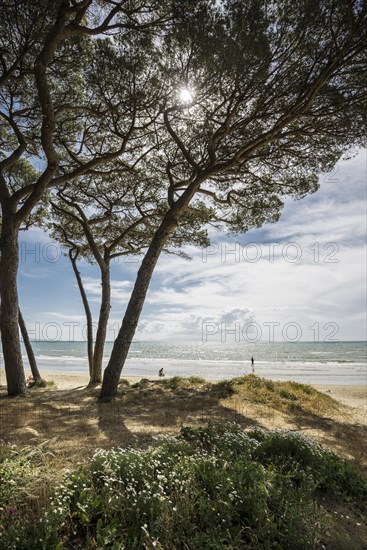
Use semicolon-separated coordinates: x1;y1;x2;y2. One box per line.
0;381;261;458
0;385;133;461
286;405;367;469
0;380;365;470
115;381;261;428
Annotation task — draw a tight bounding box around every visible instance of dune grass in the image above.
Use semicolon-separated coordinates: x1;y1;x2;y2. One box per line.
120;374;339;417
211;374;339;415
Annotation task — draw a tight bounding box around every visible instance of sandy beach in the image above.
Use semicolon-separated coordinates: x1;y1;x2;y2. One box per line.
314;383;367;413
23;370;151;390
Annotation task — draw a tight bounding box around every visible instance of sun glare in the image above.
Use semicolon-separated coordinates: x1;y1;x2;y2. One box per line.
179;87;193;103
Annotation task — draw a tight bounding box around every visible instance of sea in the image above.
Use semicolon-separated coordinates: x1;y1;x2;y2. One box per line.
1;340;366;386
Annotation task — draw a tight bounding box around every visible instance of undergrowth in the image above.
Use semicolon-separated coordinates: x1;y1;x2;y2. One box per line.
1;423;365;549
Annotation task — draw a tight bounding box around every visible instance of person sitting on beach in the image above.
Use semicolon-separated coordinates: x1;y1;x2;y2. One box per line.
159;368;165;377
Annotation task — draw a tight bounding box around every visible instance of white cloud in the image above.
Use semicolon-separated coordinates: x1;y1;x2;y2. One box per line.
134;151;367;341
78;277;133;305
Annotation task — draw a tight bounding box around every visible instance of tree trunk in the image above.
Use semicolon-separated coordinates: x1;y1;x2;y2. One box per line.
91;263;111;384
18;309;41;381
0;215;27;396
100;175;204;399
69;250;94;377
100;215;178;399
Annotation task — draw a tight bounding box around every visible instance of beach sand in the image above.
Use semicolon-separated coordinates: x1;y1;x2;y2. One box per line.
314;383;366;413
24;370;150;390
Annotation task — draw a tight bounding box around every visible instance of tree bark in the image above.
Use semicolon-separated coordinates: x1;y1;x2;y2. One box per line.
0;214;27;396
100;214;179;398
69;250;94;377
18;309;41;381
91;263;111;384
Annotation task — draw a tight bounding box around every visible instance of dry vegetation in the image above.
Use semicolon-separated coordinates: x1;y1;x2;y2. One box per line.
1;375;365;471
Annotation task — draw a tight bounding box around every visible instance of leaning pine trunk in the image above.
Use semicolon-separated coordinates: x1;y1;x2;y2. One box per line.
69;250;94;377
100;178;203;399
0;216;27;396
18;309;41;381
100;215;178;399
91;264;111;384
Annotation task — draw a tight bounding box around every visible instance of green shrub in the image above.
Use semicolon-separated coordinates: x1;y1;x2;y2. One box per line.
42;425;365;548
42;437;317;549
248;428;367;508
1;424;365;549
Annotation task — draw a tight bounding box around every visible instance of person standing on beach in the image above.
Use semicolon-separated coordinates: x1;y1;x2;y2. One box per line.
251;357;254;373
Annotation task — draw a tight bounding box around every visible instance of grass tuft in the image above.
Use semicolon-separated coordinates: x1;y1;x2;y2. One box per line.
28;378;56;389
166;375;206;389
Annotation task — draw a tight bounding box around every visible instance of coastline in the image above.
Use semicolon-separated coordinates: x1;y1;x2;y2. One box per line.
1;340;365;387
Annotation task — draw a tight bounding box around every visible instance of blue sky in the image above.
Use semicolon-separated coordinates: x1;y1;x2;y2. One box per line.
18;149;366;343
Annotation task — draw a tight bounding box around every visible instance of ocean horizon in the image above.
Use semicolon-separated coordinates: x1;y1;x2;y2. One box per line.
1;340;366;386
